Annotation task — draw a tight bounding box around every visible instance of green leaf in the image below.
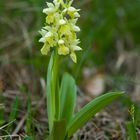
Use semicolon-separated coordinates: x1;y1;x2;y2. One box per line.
67;92;124;137
59;73;77;125
47;52;55;131
26;97;33;136
9;96;19;121
49;120;66;140
126;121;138;140
47;51;60;131
0;103;5;125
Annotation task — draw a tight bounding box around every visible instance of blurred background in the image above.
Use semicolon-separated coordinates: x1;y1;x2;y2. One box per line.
0;0;140;139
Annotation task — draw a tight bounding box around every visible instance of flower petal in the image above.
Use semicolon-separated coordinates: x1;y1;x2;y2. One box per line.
70;52;77;63
58;45;69;55
41;44;50;55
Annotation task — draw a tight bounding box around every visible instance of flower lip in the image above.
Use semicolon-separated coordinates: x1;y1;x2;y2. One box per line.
58;45;69;55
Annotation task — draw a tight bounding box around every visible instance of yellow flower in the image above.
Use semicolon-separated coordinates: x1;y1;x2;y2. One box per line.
58;40;69;55
39;0;82;63
67;7;80;18
59;24;71;36
59;19;66;25
41;43;50;55
70;52;77;63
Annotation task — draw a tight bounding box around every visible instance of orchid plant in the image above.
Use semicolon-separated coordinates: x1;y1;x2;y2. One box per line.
39;0;123;139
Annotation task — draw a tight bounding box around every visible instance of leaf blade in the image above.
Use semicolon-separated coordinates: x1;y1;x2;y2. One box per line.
47;52;55;131
9;96;19;121
126;121;138;140
59;73;77;125
49;120;66;140
67;92;124;137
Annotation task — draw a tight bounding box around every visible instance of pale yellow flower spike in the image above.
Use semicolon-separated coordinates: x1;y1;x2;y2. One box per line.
39;0;82;63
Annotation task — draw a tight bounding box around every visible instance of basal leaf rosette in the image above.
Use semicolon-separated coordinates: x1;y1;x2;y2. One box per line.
39;0;82;63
